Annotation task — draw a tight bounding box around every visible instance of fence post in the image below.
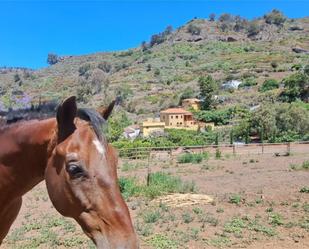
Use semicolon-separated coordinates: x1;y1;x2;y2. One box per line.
169;148;173;166
147;149;151;186
287;142;291;155
233;144;236;155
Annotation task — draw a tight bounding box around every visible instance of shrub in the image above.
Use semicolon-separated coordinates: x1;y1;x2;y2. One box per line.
229;194;242;205
78;64;91;76
264;9;286;26
98;61;112;73
259;79;279;92
187;23;201;35
247;21;260;37
300;186;309;193
177;152;208;164
238;77;257;88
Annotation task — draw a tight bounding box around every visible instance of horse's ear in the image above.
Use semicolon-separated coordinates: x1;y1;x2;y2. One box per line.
97;99;116;120
56;96;77;142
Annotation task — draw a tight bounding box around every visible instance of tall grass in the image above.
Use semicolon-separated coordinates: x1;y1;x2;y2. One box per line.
118;172;196;200
177;152;209;164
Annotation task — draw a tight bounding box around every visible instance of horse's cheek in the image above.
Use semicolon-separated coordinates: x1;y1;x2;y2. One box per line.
44;163;68;215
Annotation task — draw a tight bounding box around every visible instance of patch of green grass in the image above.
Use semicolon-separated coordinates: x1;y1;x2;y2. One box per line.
224;217;246;235
303;203;309;212
148;234;179;249
177;152;208;164
143;209;162;223
119;172;196;200
207;235;231;248
182;212;194;224
248;219;277;236
268;213;284;226
229;194;243;205
299;218;309;230
290;160;309;170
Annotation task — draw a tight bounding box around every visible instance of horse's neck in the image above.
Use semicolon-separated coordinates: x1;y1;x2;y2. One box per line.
0;118;57;202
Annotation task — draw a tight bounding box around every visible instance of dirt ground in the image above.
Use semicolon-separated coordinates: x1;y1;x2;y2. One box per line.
2;146;309;249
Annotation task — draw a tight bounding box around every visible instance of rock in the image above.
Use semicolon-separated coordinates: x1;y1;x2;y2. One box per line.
292;47;309;54
289;26;304;31
227;36;237;42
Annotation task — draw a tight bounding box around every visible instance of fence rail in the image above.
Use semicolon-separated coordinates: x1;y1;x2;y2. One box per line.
117;141;309;160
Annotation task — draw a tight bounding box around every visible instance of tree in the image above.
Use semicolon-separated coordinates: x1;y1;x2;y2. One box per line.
280;72;309;102
47;53;59;65
198;75;218;110
209;13;216;22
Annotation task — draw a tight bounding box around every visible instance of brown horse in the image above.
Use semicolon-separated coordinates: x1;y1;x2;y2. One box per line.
0;96;138;248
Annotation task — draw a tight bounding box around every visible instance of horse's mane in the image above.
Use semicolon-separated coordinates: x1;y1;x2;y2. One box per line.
0;102;106;140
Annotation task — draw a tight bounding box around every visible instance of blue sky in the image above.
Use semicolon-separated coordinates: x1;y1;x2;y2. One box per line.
0;0;308;69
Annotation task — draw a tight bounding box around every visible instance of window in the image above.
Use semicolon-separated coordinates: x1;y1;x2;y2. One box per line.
171;115;173;119
170;123;172;125
176;115;178;119
180;122;182;125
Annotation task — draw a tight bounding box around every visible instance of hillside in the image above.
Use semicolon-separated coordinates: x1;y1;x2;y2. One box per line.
0;11;309;122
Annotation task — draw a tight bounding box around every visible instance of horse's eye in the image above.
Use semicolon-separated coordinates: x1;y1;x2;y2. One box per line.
66;164;85;178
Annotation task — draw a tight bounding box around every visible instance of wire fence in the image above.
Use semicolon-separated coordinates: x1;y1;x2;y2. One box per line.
118;141;309;160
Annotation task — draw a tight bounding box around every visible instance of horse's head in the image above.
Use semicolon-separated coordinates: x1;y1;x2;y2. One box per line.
45;96;138;249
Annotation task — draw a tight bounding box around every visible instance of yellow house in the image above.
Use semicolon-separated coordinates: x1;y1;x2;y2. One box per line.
160;108;199;130
140;118;165;137
182;98;201;111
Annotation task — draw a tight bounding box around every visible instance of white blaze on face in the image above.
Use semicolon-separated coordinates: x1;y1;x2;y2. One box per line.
93;139;105;157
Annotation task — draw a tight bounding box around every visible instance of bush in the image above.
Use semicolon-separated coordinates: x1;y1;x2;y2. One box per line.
78;64;91;76
264;9;286;26
187;23;201;35
177;152;208;164
259;79;279;92
247;21;260;37
238;77;257;88
98;61;112;73
229;194;242;205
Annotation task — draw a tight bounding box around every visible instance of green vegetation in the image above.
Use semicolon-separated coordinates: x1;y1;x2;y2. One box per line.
148;234;179;249
259;79;279;92
229;194;243;205
290;160;309;170
198;75;218;110
177;152;208;164
300;186;309;193
118;172;196;199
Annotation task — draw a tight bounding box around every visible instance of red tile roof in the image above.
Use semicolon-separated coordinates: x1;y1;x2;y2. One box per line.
160;108;192;114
